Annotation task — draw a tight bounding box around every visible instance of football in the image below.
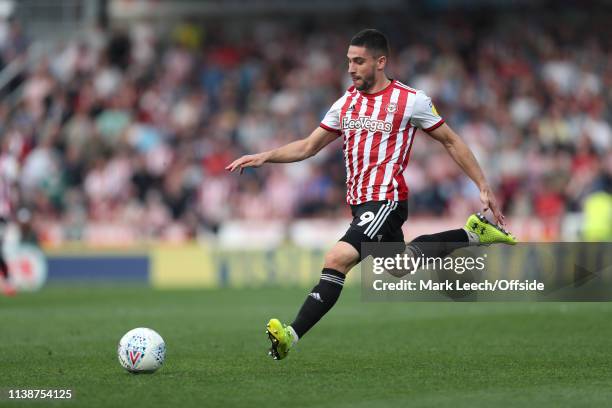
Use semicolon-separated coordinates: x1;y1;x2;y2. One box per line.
117;328;166;373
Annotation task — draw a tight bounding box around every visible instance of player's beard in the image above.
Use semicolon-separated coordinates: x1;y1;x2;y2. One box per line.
355;69;376;92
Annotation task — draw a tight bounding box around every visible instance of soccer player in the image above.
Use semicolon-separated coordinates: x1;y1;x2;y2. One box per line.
0;217;13;296
0;148;16;296
226;29;516;360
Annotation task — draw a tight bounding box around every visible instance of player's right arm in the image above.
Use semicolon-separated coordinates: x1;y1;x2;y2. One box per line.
410;90;506;226
225;126;339;173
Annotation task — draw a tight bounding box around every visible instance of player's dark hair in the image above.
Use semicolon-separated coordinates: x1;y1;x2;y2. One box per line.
350;29;390;58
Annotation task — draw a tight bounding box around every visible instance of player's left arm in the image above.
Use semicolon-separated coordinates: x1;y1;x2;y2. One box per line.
426;123;505;226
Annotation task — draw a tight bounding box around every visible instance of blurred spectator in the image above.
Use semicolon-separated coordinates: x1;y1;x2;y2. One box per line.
0;11;610;244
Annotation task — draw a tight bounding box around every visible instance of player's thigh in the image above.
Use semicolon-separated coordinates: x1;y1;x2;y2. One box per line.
378;200;408;243
323;241;360;274
340;200;407;253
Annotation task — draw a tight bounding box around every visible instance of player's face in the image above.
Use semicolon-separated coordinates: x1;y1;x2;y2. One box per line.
347;45;384;92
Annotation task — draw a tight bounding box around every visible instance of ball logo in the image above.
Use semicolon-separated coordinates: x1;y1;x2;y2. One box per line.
386;103;397;113
128;350;143;367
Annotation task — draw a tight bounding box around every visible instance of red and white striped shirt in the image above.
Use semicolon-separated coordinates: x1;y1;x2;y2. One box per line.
319;80;444;205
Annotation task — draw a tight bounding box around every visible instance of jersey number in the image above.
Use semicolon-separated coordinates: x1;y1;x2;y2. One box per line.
357;211;375;226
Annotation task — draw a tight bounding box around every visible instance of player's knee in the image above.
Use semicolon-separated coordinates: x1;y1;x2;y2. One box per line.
324;251;348;274
323;250;353;274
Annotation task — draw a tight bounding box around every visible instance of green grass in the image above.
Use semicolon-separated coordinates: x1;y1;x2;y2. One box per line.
1;286;612;407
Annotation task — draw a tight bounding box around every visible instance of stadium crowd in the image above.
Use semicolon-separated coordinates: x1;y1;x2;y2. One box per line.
0;11;610;243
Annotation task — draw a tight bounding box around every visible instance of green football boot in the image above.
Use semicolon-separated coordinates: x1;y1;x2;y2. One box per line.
465;212;517;245
266;318;294;360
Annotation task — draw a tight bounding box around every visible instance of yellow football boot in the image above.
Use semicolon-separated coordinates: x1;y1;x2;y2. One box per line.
465;212;517;245
266;318;294;360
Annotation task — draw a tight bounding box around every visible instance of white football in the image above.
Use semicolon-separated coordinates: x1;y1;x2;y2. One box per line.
118;328;166;373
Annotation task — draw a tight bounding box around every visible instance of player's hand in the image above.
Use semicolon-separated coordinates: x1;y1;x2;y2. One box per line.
479;185;505;227
225;152;269;174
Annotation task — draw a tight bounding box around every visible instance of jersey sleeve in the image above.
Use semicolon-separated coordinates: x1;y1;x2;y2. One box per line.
319;93;348;135
410;90;445;131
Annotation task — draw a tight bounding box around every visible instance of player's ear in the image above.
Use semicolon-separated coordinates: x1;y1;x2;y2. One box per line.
376;55;387;70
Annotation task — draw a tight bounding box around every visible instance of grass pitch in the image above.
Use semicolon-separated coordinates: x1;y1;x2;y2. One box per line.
1;286;612;407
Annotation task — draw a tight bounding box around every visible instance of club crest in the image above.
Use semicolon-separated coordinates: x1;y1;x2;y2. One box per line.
430;101;439;116
386;103;397;113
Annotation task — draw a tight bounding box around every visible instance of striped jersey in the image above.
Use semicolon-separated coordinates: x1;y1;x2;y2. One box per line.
319;79;444;205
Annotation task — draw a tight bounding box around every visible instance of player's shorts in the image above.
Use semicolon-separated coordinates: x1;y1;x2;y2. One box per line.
340;199;408;255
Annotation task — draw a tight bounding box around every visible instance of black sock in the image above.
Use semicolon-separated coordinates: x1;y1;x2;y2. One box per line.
290;268;345;339
408;229;469;258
